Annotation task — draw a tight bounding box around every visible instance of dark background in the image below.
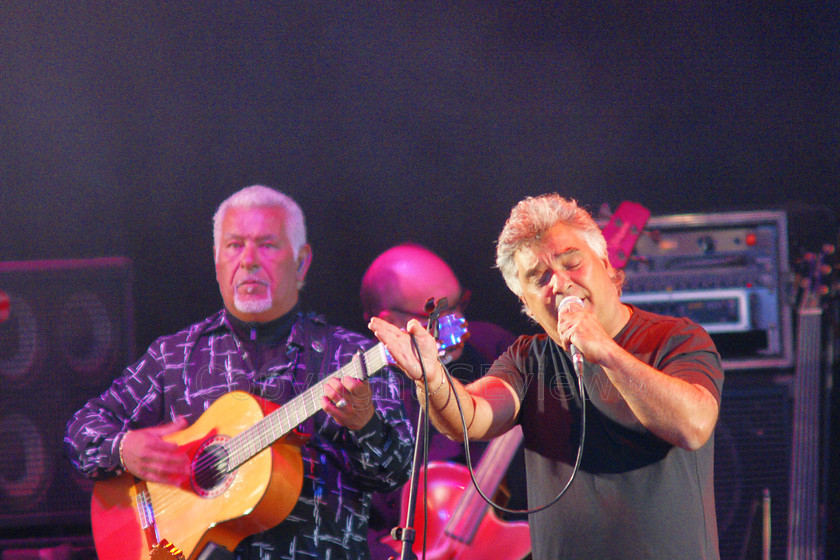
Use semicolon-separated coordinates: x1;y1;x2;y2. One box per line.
2;2;837;348
1;3;838;557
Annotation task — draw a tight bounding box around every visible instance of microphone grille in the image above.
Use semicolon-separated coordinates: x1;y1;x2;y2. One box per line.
557;295;584;312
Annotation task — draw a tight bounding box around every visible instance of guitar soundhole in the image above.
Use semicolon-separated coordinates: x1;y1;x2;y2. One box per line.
191;436;234;498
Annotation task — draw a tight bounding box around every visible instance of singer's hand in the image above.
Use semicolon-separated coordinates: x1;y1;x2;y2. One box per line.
557;298;613;364
368;316;443;384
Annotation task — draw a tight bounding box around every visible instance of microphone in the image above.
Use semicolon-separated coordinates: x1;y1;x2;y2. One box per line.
557;295;585;376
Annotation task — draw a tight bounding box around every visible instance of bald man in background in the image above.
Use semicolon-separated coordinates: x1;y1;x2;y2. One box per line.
360;243;527;558
361;243;516;370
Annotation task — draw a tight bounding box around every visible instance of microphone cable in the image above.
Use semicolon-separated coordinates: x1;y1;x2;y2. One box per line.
447;338;587;517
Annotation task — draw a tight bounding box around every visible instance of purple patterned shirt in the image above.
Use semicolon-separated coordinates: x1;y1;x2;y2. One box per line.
65;309;414;560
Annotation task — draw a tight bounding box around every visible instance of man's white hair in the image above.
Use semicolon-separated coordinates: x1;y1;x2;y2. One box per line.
213;185;307;262
495;193;621;298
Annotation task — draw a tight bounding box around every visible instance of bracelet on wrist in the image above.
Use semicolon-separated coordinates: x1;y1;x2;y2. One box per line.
422;375;447;397
118;432;128;469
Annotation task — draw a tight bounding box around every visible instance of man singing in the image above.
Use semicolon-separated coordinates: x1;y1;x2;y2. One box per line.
369;193;723;560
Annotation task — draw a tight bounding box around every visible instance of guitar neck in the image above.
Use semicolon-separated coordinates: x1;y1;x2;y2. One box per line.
226;343;390;470
787;303;823;560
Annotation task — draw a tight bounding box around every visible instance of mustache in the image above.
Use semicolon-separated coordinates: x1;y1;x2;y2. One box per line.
235;277;269;289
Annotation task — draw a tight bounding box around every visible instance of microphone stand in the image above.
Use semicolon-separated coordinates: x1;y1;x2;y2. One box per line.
389;297;449;560
389;410;423;560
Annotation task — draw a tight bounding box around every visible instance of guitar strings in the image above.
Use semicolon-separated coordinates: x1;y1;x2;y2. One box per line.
146;345;388;525
134;321;455;549
147;376;340;523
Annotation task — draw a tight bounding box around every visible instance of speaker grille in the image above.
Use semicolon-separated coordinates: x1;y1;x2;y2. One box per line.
0;258;133;529
714;382;791;560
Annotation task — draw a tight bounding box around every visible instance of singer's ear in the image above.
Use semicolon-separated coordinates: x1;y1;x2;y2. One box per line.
601;255;615;275
519;296;535;318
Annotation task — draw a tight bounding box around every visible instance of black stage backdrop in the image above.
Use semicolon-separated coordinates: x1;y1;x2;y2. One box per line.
2;2;837;347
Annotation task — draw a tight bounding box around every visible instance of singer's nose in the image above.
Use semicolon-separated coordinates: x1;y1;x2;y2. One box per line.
549;268;572;295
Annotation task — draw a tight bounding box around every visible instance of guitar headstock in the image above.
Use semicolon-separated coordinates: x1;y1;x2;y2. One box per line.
600;201;651;269
795;243;838;312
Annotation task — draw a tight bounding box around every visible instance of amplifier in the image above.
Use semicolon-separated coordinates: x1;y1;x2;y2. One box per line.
621;210;793;370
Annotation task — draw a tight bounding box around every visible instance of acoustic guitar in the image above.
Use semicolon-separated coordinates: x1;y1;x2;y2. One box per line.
90;314;468;560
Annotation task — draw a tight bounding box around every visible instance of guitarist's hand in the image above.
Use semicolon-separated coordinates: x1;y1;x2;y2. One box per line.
121;417;191;484
323;376;375;431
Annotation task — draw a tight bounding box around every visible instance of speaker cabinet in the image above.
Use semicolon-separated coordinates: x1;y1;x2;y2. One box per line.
714;379;792;560
0;258;133;530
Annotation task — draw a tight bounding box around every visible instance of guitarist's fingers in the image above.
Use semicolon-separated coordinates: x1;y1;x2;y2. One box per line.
322;377;375;430
121;425;191;484
134;449;190;484
323;377;371;408
340;376;373;406
323;377;344;405
151;415;190;437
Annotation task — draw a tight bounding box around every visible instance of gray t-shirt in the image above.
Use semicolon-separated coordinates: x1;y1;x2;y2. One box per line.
489;305;723;560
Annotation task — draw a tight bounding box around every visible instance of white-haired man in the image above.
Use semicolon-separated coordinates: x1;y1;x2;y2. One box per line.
67;185;414;560
369;193;723;559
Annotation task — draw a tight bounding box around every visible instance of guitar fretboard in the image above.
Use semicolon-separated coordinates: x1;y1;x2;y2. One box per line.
787;305;822;560
225;343;390;470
